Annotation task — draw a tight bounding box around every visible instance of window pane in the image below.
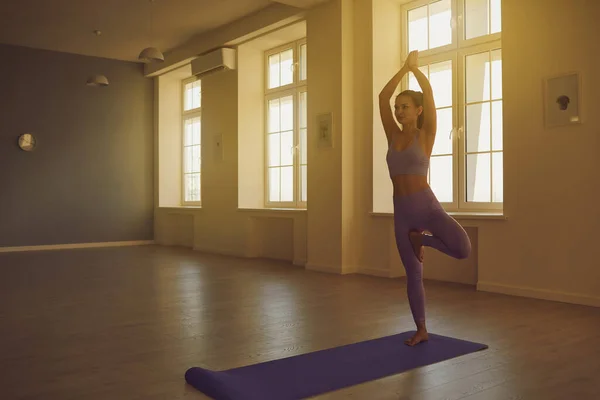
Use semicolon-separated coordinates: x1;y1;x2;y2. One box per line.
280;130;294;166
466;102;491;153
408;6;428;51
491;0;502;34
193;81;201;109
281;166;293;202
268;54;280;89
192;145;201;173
193;173;201;201
300;128;307;165
185;174;193;201
280;49;294;86
268;133;280;166
433;108;453;155
491;49;502;100
269;168;280;202
183;118;200;146
430;60;452;108
300;44;307;81
492;152;503;202
280;95;294;131
184;88;192;111
466;51;491;103
192;117;201;145
465;0;489;40
184;119;193;146
466;153;491;202
184;147;192;173
299;91;307;129
184;80;201;111
429;0;452;49
492;100;503;151
185;173;201;202
429;155;453;203
301;165;307;202
185;146;192;174
268;99;280;133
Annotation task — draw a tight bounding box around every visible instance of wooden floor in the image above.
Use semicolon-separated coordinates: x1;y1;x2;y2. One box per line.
1;245;599;400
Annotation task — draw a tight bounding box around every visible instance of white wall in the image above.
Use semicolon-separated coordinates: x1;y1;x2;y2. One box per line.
372;0;401;213
237;41;265;209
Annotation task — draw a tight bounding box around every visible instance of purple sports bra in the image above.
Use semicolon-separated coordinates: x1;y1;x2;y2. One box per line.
386;131;430;177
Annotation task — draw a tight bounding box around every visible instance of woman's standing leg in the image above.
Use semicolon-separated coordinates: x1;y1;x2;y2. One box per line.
394;201;429;346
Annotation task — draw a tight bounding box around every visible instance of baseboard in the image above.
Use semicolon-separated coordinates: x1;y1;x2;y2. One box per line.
477;281;600;308
357;267;403;278
0;240;155;253
305;263;338;274
192;246;246;258
293;259;307;267
305;263;359;275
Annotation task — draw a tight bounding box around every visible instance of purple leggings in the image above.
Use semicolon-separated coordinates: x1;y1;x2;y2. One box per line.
393;187;471;324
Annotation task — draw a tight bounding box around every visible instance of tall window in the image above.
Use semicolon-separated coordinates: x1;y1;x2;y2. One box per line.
403;0;502;211
182;77;202;205
264;39;307;208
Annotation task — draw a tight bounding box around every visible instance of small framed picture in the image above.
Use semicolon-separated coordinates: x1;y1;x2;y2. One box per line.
316;112;333;148
543;72;582;128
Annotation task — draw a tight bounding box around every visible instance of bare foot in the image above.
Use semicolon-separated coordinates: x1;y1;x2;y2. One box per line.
404;329;429;346
409;230;424;262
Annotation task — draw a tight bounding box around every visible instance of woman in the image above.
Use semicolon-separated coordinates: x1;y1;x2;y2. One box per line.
379;50;472;346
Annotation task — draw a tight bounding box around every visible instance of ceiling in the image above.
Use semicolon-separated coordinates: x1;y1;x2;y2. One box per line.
0;0;323;63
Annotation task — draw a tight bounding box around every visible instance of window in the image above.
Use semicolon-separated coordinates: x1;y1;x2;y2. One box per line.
182;77;202;205
264;39;307;208
402;0;502;211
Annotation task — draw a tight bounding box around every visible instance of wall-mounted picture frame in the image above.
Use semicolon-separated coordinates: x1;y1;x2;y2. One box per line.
316;112;333;148
543;72;582;129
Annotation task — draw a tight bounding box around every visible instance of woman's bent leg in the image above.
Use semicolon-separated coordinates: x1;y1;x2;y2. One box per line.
407;190;472;260
420;209;471;259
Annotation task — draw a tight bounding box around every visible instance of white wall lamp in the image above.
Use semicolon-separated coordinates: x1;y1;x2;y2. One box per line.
86;30;109;87
138;0;164;63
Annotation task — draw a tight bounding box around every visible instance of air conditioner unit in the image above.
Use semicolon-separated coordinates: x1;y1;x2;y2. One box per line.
191;47;236;78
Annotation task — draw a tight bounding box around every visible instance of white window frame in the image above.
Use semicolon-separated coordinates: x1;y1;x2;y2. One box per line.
401;0;503;212
181;76;202;207
263;38;307;209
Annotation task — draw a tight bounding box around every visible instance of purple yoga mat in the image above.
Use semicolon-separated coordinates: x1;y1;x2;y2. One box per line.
184;331;488;400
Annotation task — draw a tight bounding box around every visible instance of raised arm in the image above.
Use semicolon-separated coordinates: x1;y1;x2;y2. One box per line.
407;57;437;151
378;65;410;145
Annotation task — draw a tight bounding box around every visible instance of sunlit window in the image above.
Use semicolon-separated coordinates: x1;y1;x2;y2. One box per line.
265;40;307;208
182;78;202;205
402;0;503;211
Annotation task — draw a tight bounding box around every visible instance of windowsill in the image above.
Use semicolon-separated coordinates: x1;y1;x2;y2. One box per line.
370;211;507;221
447;212;506;220
238;207;307;213
157;206;202;210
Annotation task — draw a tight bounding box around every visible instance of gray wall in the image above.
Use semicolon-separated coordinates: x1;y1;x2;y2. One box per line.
0;44;154;247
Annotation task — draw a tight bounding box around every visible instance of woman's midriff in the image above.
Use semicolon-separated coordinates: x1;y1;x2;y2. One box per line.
391;175;430;197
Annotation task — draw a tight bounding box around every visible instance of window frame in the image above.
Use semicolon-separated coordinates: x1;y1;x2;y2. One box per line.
181;76;202;207
263;38;307;209
401;0;459;58
457;40;503;211
400;0;503;213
